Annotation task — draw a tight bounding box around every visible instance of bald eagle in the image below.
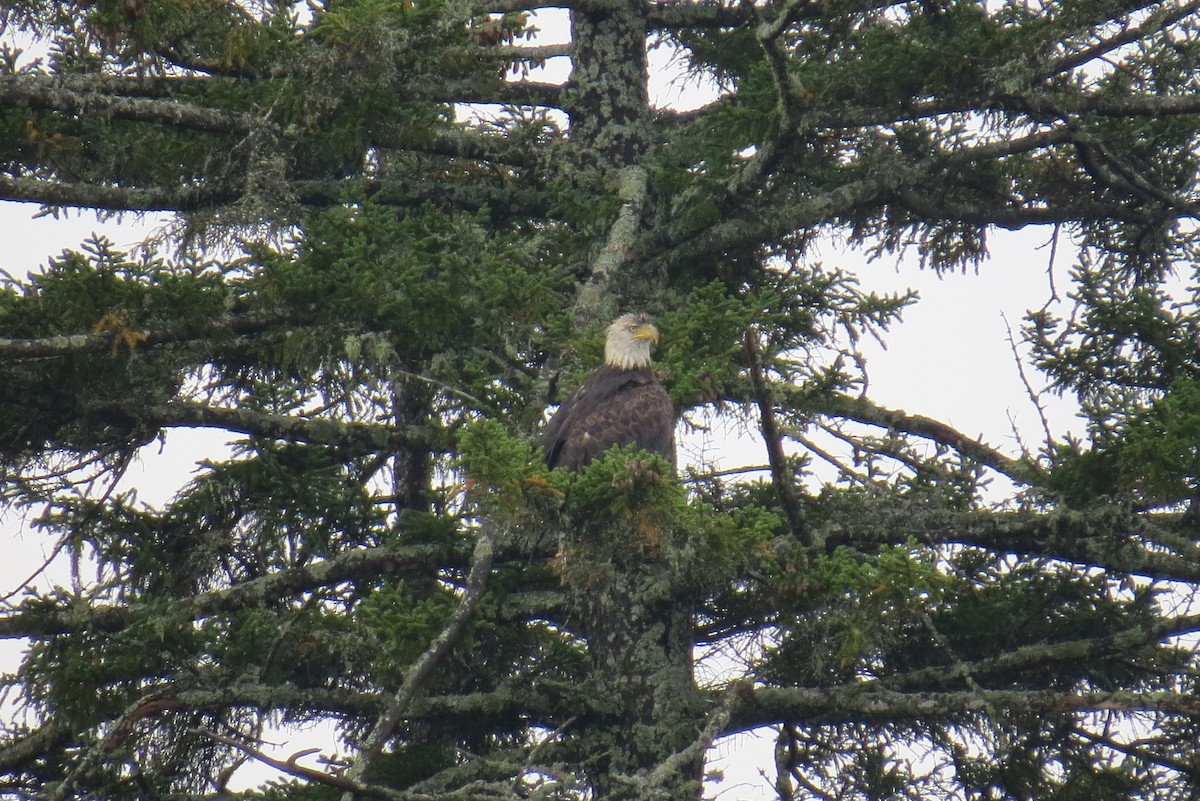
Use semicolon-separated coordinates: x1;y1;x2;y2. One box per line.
542;313;675;472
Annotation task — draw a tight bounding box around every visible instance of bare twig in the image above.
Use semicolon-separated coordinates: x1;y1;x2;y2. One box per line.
791;428;874;489
1041;222;1062;308
4;447;135;604
1001;311;1053;450
0;534;71;605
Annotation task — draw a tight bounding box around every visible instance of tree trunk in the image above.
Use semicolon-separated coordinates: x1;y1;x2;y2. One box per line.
574;560;704;799
563;5;701;797
566;0;652;170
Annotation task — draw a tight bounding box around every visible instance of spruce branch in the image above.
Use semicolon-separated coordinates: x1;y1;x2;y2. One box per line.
1007;91;1200;120
803;391;1037;485
0;311;301;359
44;691;186;801
0;174;241;212
0;723;71;776
342;526;496;793
811;504;1200;584
645;0;898;29
193;729;406;800
727;685;1200;733
0;173;552;215
1036;0;1200;80
641;679;749;797
1070;725;1200;779
146;400;429;452
744;328;809;544
0;542;457;639
883;613;1200;694
1072;132;1200;215
726;381;1035;485
0;75;252;133
726;0;814;199
773;723;800;801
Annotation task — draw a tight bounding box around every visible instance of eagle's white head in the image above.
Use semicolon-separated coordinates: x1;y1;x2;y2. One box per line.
605;312;659;370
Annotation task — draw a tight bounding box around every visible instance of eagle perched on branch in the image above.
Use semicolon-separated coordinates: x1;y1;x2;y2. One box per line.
542;313;675;472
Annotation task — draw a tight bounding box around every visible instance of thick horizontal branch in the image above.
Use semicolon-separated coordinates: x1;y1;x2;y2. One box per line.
0;542;457;640
450;78;566;109
1008;91;1200;120
0;681;570;792
940;128;1075;164
31;73;210;100
14;679;570;760
727;684;1200;734
0;542;564;642
0;75;252;134
0;171;552;215
0;174;240;212
145;400;430;452
172;673;571;728
382;127;540;167
2;70;564;112
644;0;755;28
1037;0;1200;80
813;503;1200;584
805;392;1038;484
479;0;570;13
662;92;1004;137
666;79;1200;140
0;311;302;361
652;124;1163;270
652;173;894;267
306;177;551;219
0;722;72;775
881;613;1200;693
893;190;1161;231
497;44;572;61
644;0;902;30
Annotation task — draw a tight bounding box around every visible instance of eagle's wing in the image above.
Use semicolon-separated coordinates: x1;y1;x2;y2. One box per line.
541;380;586;469
542;367;674;471
625;381;675;469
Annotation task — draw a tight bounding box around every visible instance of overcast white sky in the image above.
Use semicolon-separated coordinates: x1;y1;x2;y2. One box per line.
0;9;1087;797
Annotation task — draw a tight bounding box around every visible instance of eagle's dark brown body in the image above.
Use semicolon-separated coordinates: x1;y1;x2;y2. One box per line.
541;364;675;472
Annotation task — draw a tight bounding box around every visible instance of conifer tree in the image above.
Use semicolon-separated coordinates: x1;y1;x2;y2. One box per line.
2;1;1200;799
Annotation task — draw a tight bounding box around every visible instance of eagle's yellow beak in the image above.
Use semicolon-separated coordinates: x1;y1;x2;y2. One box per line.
633;324;659;344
